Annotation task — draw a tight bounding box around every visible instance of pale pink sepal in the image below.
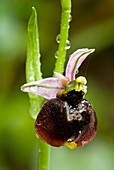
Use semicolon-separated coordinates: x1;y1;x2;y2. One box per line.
65;48;95;81
54;72;69;86
21;77;63;99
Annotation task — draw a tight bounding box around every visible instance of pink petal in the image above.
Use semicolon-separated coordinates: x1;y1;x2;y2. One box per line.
21;78;63;99
65;48;95;81
54;72;69;86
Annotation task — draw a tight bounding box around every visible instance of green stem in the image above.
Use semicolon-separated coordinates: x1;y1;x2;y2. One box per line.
54;0;71;74
38;140;50;170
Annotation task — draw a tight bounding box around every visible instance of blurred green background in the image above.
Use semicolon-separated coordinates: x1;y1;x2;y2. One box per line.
0;0;114;170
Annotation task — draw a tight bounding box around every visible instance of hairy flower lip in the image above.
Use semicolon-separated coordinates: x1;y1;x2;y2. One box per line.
35;91;97;149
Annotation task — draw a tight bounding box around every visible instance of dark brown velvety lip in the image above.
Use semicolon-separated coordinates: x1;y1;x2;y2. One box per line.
35;90;97;148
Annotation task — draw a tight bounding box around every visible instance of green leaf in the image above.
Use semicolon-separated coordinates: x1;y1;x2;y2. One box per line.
26;7;42;82
26;7;44;119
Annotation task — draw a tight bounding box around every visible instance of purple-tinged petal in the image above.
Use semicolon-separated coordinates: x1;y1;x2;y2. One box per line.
54;72;69;86
65;48;95;81
21;78;63;99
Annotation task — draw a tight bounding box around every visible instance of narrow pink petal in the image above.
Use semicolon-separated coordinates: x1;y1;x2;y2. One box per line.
54;72;69;86
65;48;95;81
21;78;63;99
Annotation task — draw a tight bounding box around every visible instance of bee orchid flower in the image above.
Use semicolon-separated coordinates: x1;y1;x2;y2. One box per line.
21;48;97;149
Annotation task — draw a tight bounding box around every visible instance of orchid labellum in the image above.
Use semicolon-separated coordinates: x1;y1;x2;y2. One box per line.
21;48;97;149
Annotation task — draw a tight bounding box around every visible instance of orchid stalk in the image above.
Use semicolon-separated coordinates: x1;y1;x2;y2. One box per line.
54;0;71;74
23;1;72;170
21;1;96;170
